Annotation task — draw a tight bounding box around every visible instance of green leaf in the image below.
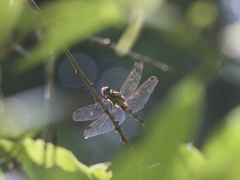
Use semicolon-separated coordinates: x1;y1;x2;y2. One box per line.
112;75;205;179
17;139;111;180
116;0;165;55
0;139;14;157
170;143;206;179
13;0;125;71
115;7;145;56
197;107;240;180
0;0;25;45
89;163;112;180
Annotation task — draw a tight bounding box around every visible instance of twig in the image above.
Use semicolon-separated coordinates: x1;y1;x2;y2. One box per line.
35;19;57;165
62;46;133;154
27;0;134;155
27;0;41;13
88;35;175;73
43;52;57;165
12;43;32;60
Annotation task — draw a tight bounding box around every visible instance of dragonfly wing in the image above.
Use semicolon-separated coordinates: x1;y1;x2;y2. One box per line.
120;61;143;98
73;100;111;121
84;106;126;138
126;76;158;112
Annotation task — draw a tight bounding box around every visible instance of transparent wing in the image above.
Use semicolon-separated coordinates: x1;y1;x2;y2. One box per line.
84;106;126;138
120;61;143;98
126;76;158;112
72;100;111;121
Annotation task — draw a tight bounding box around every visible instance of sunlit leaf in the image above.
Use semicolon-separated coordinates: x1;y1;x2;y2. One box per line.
90;163;112;180
0;0;25;45
116;0;165;55
170;143;206;179
17;139;112;180
197;107;240;180
13;0;126;71
115;7;145;56
112;75;205;179
0;139;14;157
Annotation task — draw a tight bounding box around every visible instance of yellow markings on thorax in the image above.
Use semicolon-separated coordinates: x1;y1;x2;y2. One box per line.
107;91;126;107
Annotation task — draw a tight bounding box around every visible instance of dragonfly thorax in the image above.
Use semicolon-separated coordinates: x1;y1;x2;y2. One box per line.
101;86;127;108
101;86;112;96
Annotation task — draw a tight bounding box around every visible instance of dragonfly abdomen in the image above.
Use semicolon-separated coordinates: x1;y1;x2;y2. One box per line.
124;107;149;128
120;102;130;111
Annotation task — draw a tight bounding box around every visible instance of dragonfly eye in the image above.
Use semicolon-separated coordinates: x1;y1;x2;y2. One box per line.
101;86;111;96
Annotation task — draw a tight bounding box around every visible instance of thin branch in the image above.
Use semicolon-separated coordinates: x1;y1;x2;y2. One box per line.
43;52;57;165
35;26;57;166
88;35;176;73
27;0;134;155
62;46;133;154
12;43;32;60
27;0;41;13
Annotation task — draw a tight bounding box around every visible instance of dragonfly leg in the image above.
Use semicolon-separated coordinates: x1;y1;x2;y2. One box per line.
103;98;117;109
109;101;117;109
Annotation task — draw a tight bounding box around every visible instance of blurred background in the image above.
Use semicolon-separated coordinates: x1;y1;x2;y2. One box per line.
1;0;240;171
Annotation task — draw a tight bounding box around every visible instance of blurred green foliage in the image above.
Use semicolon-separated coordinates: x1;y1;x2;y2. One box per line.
1;0;240;180
0;138;111;180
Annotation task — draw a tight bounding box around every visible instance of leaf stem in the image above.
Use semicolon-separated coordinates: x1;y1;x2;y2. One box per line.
88;35;175;73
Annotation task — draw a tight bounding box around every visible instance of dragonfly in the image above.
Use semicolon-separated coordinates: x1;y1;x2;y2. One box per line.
73;61;158;139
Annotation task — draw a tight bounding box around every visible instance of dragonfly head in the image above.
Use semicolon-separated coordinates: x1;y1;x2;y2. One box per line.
101;86;111;96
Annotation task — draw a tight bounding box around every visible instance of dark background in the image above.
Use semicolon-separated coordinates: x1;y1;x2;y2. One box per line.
1;0;240;166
